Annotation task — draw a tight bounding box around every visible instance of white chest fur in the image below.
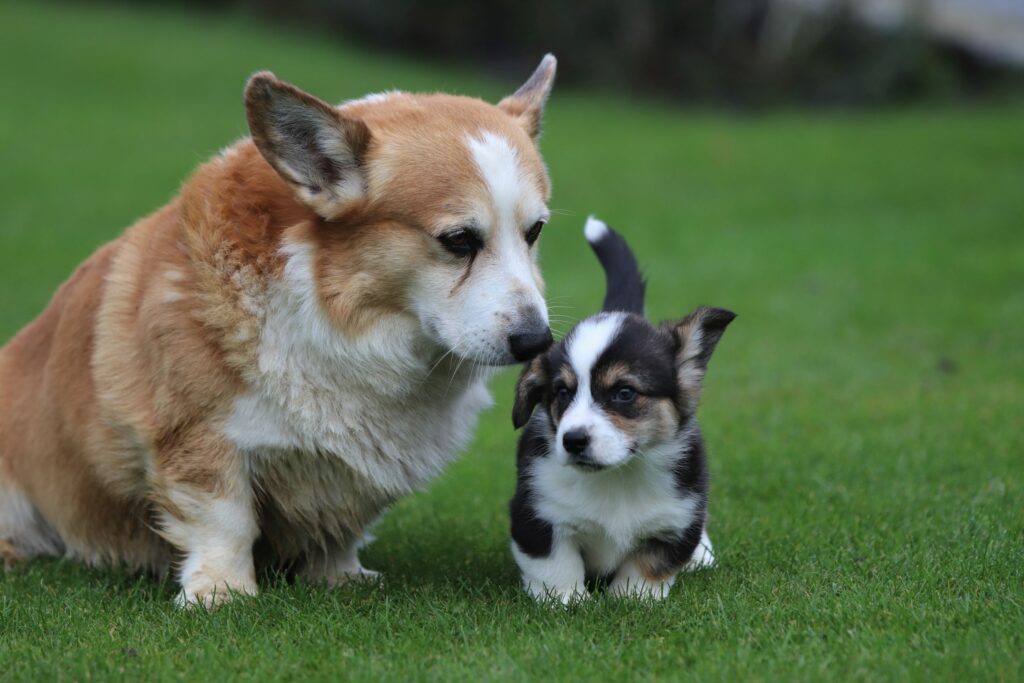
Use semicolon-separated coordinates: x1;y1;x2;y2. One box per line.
530;444;698;575
222;241;495;543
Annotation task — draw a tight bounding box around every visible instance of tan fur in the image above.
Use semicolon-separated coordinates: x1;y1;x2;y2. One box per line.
0;63;556;603
1;538;22;569
595;362;633;390
634;552;677;583
606;397;679;450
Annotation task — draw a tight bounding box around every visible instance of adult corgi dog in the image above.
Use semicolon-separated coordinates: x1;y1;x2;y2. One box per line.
0;56;558;607
509;217;734;602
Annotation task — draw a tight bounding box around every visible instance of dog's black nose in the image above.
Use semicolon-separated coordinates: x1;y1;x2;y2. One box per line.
562;429;590;456
509;328;553;362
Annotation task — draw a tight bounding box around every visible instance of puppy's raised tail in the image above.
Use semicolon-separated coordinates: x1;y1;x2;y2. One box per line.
584;216;645;315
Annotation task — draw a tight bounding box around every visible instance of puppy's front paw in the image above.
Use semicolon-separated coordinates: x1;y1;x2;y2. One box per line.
609;560;675;601
525;581;589;606
608;576;673;601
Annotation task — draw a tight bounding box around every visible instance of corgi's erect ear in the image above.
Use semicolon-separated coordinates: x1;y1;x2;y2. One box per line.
665;307;736;415
245;72;371;219
512;356;548;429
498;54;557;142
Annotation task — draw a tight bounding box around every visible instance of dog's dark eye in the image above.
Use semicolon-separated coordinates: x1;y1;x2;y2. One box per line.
438;229;483;257
555;386;573;405
525;220;545;246
613;386;637;403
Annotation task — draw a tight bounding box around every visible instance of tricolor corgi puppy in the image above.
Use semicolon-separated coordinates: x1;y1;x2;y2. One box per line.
0;56;559;607
509;217;735;602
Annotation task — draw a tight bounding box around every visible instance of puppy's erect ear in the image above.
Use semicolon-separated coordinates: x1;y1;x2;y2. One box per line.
498;54;557;142
512;356;548;429
245;72;371;219
666;307;736;415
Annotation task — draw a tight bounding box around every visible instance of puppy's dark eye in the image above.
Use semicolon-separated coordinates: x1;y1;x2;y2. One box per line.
438;229;483;257
555;386;572;404
613;386;637;403
525;220;545;246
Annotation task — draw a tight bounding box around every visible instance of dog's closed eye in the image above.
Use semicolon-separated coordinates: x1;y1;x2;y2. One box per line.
437;228;484;257
525;220;545;246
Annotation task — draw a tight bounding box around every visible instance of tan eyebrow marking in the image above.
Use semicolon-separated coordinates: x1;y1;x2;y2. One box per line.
558;364;577;389
596;362;640;390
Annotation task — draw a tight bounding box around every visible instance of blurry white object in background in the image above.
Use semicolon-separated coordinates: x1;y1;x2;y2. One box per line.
773;0;1024;66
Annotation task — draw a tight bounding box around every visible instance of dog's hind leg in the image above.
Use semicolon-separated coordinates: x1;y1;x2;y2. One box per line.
299;535;382;588
0;475;64;569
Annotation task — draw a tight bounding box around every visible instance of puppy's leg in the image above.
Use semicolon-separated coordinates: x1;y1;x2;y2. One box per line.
511;531;587;604
300;536;381;587
684;527;716;571
609;558;676;600
153;438;259;609
611;520;704;601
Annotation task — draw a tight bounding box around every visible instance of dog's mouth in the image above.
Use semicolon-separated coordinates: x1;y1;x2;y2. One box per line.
426;346;516;377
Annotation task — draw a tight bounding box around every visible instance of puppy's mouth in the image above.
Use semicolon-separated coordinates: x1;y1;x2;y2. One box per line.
569;445;638;472
570;459;607;472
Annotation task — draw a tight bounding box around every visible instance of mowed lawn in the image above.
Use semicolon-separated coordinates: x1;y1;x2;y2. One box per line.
1;2;1022;681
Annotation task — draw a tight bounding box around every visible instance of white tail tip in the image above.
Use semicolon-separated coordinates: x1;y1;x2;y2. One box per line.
584;215;608;243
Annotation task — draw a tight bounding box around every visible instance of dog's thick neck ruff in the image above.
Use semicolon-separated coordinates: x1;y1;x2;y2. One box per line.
223;231;498;501
0;56;559;607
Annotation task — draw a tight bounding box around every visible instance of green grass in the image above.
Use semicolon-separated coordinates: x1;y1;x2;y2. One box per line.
2;1;1023;680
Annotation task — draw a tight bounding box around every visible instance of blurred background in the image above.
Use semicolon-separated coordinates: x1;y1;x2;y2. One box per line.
158;0;1024;105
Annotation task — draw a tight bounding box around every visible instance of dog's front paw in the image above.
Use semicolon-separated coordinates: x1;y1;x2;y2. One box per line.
0;539;23;572
300;547;383;589
321;567;383;588
176;571;258;609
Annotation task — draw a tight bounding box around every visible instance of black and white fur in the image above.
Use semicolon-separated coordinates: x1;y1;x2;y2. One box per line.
509;217;735;602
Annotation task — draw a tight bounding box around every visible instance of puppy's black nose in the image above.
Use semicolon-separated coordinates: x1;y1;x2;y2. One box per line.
509;328;553;362
562;429;590;456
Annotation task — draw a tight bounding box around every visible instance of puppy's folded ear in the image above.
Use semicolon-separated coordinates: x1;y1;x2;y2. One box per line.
245;72;371;219
498;54;556;142
665;307;736;415
512;356;548;429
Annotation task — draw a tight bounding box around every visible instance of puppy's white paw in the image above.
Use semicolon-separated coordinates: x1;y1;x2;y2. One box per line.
608;576;673;601
525;581;589;606
609;559;675;601
512;539;588;606
685;531;716;571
